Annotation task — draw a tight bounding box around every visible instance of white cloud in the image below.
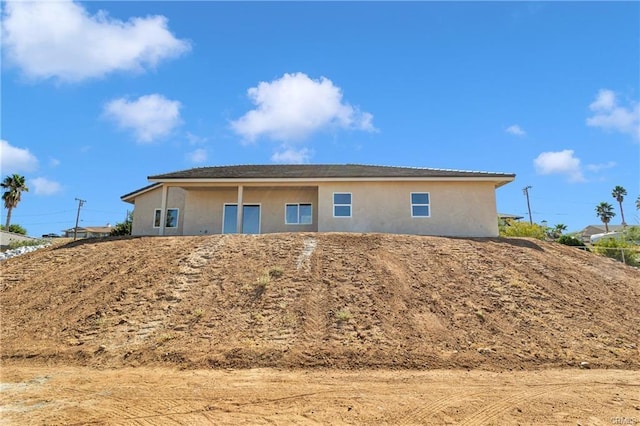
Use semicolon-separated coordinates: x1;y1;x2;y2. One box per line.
49;158;61;167
230;72;376;142
30;177;62;196
186;148;207;164
104;94;182;143
186;132;207;145
589;89;616;111
1;0;190;82
533;149;585;183
586;89;640;140
585;161;616;173
505;124;526;136
271;147;311;164
0;140;39;173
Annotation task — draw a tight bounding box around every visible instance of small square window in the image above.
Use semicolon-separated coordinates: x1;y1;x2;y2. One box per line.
333;193;352;218
411;192;430;218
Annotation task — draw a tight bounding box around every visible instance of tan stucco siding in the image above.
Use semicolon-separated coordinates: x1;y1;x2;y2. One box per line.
182;186;318;235
317;181;499;237
131;186;186;236
129;181;499;237
243;187;318;233
183;188;236;235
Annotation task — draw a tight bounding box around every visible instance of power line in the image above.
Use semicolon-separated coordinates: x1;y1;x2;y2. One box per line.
11;209;75;217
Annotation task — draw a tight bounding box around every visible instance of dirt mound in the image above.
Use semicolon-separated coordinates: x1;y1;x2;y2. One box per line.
1;233;639;370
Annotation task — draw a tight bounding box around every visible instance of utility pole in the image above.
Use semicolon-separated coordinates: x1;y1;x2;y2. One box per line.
523;186;533;224
73;198;86;241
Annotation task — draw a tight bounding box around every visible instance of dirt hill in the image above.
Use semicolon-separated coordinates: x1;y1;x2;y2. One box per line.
1;233;639;370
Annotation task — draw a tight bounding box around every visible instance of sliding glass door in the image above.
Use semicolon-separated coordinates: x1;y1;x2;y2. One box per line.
222;204;260;234
242;205;260;234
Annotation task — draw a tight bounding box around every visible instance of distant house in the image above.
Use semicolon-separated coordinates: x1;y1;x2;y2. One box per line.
579;224;626;243
62;225;112;239
121;164;515;238
498;213;524;227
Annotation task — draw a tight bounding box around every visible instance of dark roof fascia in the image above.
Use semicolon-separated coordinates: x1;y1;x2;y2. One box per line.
148;164;516;182
120;182;162;203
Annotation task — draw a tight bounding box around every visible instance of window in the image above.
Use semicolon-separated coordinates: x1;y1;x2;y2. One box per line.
286;203;312;225
153;208;179;228
222;204;238;234
223;204;261;234
242;204;261;234
333;193;352;217
411;193;430;217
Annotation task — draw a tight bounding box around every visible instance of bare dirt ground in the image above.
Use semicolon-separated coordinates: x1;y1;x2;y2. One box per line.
1;233;640;424
1;366;639;425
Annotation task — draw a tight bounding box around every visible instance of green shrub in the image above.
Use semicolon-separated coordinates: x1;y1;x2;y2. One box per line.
1;224;27;235
268;266;284;279
593;238;639;267
7;239;47;250
557;235;586;247
335;309;352;322
499;222;546;239
110;212;133;236
623;226;640;243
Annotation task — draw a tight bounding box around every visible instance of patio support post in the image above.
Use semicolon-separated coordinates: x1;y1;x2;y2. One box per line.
236;185;244;233
159;184;168;236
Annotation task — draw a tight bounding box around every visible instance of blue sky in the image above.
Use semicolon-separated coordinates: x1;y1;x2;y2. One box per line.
1;1;639;237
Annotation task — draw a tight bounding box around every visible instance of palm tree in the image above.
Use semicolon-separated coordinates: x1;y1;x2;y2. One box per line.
611;185;627;226
595;202;616;233
552;223;567;239
1;174;29;230
636;195;640;211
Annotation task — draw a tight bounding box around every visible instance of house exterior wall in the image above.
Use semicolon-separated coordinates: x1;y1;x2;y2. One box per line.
243;187;318;233
129;180;499;237
317;181;498;237
183;186;318;234
182;188;236;235
131;186;186;236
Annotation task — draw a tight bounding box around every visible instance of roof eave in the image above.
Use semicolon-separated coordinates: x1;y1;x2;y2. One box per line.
121;182;162;203
148;175;516;185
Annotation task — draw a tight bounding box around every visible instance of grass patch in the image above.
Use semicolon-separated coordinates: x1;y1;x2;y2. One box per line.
157;333;176;343
335;309;352;322
251;273;271;300
192;308;204;321
7;239;47;250
268;266;284;279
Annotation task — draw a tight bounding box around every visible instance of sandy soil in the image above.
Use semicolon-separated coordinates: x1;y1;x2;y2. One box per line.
2;233;639;370
1;233;639;424
1;366;639;425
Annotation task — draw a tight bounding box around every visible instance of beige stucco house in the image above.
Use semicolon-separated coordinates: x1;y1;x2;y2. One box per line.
62;225;113;239
121;164;515;238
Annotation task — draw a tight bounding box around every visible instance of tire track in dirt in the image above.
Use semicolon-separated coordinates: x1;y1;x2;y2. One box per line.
458;384;571;425
395;391;485;425
132;236;227;343
298;237;330;354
